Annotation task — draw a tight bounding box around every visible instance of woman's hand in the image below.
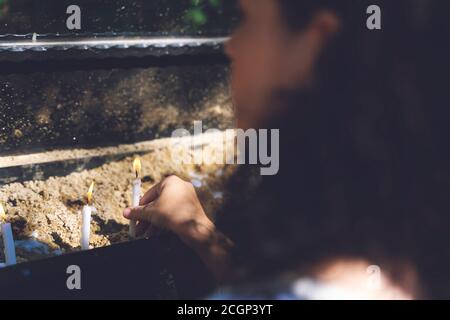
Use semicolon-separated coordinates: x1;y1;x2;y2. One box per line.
123;175;210;240
123;175;233;281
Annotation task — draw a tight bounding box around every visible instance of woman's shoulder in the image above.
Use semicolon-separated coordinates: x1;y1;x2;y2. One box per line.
208;275;367;300
208;276;316;300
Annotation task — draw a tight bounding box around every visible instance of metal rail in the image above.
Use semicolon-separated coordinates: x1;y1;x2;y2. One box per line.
0;35;228;52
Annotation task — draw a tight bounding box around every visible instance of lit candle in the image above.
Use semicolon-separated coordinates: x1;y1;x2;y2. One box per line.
130;157;142;238
81;182;95;250
0;203;17;266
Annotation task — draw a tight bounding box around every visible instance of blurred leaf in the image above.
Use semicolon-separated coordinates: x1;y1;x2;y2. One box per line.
208;0;221;8
185;0;225;31
185;8;207;26
191;0;202;6
0;0;6;19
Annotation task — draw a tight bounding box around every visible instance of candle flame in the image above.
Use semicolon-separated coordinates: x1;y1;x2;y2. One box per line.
0;203;5;221
133;157;142;178
86;182;94;205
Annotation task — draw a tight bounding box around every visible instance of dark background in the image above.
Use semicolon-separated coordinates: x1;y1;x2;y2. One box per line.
0;0;238;35
0;0;238;156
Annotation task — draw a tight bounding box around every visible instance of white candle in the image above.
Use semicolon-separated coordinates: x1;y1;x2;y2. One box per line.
130;157;142;238
2;223;16;266
0;203;17;266
81;182;95;250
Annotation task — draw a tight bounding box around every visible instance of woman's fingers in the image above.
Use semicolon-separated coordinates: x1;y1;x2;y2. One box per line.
123;204;152;221
139;182;162;206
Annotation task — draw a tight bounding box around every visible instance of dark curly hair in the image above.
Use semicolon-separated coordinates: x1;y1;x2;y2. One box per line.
216;0;450;299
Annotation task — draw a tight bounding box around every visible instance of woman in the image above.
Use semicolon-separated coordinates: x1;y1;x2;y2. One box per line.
124;0;450;299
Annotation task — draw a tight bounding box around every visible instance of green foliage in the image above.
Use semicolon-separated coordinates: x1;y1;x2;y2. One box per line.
0;0;6;19
184;0;223;30
208;0;221;8
185;7;207;26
